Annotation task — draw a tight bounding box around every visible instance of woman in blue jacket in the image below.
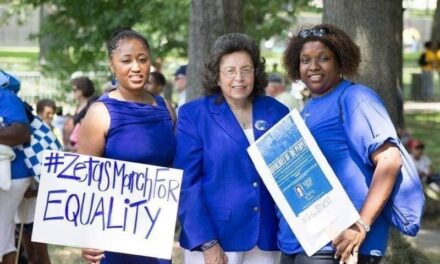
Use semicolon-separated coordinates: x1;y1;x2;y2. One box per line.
174;33;289;264
280;24;403;264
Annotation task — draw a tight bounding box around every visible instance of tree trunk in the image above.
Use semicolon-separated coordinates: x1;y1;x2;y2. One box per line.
323;0;404;128
38;4;52;66
187;0;244;101
432;0;440;49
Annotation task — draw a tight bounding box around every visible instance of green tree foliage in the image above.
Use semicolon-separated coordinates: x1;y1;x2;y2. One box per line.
12;0;189;78
243;0;309;43
11;0;309;78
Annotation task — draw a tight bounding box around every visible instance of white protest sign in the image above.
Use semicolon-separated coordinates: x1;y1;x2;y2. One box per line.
248;109;359;256
32;150;182;260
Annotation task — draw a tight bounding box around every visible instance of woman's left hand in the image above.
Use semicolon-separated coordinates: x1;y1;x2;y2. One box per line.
332;222;366;264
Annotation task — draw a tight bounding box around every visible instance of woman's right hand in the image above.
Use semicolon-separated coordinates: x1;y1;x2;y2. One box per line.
81;248;105;264
203;244;228;264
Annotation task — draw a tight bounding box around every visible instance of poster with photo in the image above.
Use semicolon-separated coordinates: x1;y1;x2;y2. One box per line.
248;109;359;256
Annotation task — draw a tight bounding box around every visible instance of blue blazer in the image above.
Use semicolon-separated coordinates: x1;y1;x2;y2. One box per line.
174;95;289;251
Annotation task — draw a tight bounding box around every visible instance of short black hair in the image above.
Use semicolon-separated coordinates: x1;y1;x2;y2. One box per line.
267;73;283;84
424;41;433;49
150;71;166;86
36;99;56;114
283;24;361;81
203;33;267;101
106;28;151;58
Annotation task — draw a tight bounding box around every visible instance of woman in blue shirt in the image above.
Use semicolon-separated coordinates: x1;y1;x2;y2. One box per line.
280;24;402;264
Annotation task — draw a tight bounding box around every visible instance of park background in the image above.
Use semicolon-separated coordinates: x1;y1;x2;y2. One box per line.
1;0;440;263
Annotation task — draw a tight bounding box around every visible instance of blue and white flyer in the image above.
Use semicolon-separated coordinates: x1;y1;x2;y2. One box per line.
247;109;359;256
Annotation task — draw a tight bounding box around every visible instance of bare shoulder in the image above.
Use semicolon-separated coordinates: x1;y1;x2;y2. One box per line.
82;102;110;129
77;101;109;156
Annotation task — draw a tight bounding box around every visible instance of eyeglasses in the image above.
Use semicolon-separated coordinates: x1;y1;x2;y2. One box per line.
298;28;332;39
220;67;254;79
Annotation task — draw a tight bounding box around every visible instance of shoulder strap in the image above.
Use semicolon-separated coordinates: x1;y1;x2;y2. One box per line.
154;95;167;107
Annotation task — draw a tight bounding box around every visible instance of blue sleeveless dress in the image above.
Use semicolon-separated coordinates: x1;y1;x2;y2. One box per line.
99;93;175;264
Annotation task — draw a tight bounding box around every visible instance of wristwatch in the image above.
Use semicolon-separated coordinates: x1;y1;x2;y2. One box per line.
356;218;370;233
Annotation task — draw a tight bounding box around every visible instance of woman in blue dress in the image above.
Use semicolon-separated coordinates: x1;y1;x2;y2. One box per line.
77;28;175;264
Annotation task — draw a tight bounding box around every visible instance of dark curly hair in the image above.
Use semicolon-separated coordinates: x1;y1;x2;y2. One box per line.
203;33;267;102
283;24;360;81
106;27;150;58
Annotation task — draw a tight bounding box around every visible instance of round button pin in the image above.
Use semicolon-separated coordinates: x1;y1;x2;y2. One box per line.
254;120;269;131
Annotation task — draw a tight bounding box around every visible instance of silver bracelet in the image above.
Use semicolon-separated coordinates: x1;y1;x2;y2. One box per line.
201;239;219;251
356;218;370;233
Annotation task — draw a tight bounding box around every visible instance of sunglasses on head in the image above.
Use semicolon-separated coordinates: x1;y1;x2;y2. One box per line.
298;27;332;39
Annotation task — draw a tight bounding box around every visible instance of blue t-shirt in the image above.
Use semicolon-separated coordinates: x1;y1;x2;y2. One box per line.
0;89;31;179
277;80;399;256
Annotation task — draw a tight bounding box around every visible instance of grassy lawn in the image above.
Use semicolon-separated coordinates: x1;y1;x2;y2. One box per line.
0;47;40;71
48;243;183;264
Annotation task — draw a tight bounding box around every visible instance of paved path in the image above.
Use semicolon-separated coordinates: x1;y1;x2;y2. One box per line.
407;229;440;254
404;101;440;113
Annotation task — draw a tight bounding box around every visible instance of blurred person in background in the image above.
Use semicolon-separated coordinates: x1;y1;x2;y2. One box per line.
12;99;61;264
63;76;97;152
0;70;32;264
265;73;303;111
419;41;436;101
52;106;67;143
407;139;440;193
36;99;63;146
173;64;188;110
146;71;176;124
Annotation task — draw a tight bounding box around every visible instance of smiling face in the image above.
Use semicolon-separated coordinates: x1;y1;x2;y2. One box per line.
299;41;341;97
109;38;151;92
218;51;255;105
39;106;55;125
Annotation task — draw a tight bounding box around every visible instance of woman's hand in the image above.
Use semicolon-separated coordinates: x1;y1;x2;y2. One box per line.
203;244;228;264
332;222;366;264
81;248;105;264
